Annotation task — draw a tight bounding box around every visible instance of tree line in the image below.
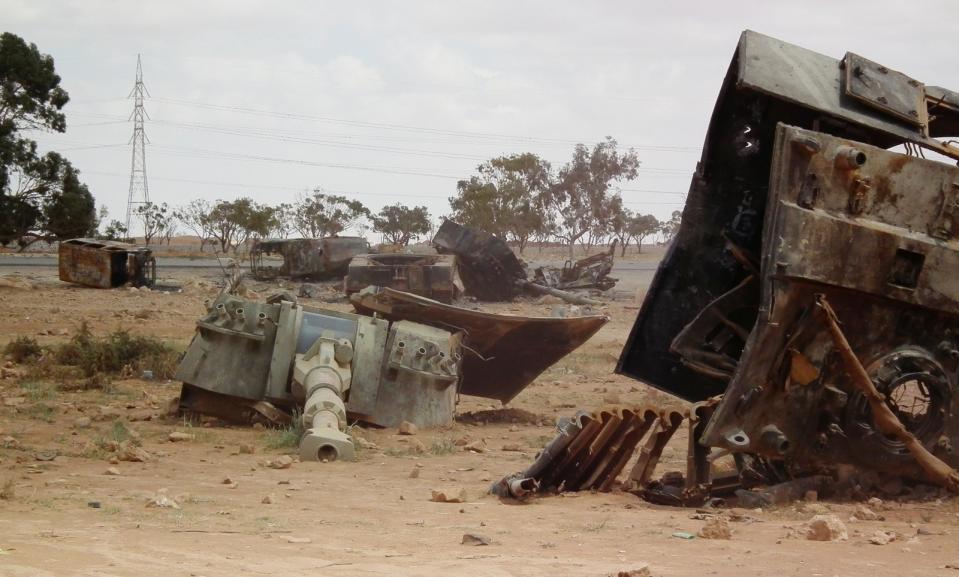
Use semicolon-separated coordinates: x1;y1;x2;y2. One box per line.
1;31;681;256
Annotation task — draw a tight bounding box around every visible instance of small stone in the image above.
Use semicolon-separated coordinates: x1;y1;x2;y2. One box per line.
430;488;468;503
869;530;897;545
398;421;418;436
464;440;487;453
108;456;120;465
268;455;294;469
355;437;379;450
105;467;121;476
168;432;195;443
461;533;491;546
262;494;275;504
145;492;180;509
409;468;420;479
698;517;732;540
803;514;848;541
73;417;92;429
87;501;101;509
239;443;255;454
501;443;523;452
222;477;233;484
284;536;311;544
852;505;880;521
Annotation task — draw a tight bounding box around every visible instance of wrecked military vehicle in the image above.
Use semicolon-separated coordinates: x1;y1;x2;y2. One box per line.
58;238;156;288
496;30;959;503
249;237;368;281
175;285;607;462
532;242;618;291
344;253;461;303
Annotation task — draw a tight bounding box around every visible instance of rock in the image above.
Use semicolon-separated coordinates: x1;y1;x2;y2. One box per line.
398;421;418;436
168;432;195;443
34;451;57;462
800;502;830;515
87;501;101;509
508;425;519;432
698;517;733;540
284;536;312;544
852;505;880;521
461;533;491;546
453;436;470;446
268;455;294;469
73;417;92;429
803;514;848;541
869;530;897;545
262;494;275;504
409;467;420;479
501;443;523;452
105;467;121;476
607;569;651;577
430;488;468;503
867;496;885;509
145;492;180;509
464;440;487;453
408;438;427;454
355;437;379;450
117;442;152;463
108;456;120;465
239;443;255;454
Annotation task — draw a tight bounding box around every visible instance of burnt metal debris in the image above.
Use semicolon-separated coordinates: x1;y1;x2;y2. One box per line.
344;253;461;303
532;242;618;292
610;30;959;498
250;237;368;281
175;286;607;461
58;238;156;288
432;219;606;305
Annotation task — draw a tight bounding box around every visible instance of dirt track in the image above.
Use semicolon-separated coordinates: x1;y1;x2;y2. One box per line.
2;249;959;577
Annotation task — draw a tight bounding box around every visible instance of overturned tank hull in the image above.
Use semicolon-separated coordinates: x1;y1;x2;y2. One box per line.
250;237;368;280
344;253;461;303
617;30;959;491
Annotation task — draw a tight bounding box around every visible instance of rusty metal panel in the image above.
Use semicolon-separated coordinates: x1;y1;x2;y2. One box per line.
351;287;607;403
251;237;367;280
58;238;155;288
843;52;927;128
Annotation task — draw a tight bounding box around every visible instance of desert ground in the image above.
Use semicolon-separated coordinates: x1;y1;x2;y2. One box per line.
1;246;958;577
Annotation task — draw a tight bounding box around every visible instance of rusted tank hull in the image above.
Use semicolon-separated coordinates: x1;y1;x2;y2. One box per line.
432;220;526;301
344;253;459;303
250;237;367;280
617;30;959;486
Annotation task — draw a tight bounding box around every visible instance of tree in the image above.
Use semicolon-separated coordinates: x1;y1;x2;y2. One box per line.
136;202;171;246
372;204;431;246
609;202;634;256
173;199;214;251
630;213;660;253
552;137;639;259
292;189;369;238
659;210;682;243
202;198;276;253
449;153;552;253
0;33;95;248
101;220;128;241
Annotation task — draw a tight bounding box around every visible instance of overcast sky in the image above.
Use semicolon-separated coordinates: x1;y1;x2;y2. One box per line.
5;0;958;237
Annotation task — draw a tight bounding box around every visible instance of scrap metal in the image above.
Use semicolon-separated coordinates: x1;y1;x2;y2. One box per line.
532;242;618;291
58;238;156;288
250;237;368;281
344;253;461;303
613;29;959;496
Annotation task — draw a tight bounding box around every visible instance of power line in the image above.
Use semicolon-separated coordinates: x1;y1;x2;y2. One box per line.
125;54;151;234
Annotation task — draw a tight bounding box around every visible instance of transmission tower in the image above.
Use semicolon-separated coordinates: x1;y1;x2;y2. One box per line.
124;54;151;236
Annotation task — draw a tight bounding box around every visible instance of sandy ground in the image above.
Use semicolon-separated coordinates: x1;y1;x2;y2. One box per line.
2;251;959;577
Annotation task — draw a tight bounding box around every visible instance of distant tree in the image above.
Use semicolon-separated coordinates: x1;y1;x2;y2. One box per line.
136;201;171;246
609;202;634;256
292;189;369;238
101;220;128;241
267;203;294;239
372;203;431;246
449;153;552;253
551;137;639;259
659;210;682;243
0;32;97;248
173;199;214;251
630;213;660;253
202;198;275;253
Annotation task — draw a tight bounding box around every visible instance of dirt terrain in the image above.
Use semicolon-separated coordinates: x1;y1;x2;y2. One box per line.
2;249;959;577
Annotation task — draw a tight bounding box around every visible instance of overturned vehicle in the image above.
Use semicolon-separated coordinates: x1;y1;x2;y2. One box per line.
175;286;606;462
58;238;156;288
344;253;461;303
613;30;959;499
495;30;959;504
250;237;368;281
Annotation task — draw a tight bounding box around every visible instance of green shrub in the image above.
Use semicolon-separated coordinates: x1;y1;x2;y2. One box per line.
54;322;179;379
4;336;43;363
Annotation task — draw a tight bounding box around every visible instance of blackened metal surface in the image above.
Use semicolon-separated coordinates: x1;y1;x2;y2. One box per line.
58;238;155;288
432;220;526;301
533;245;617;291
617;30;959;403
350;287;607;403
344;253;459;303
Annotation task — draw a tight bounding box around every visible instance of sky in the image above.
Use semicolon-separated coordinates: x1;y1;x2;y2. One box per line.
4;0;959;238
